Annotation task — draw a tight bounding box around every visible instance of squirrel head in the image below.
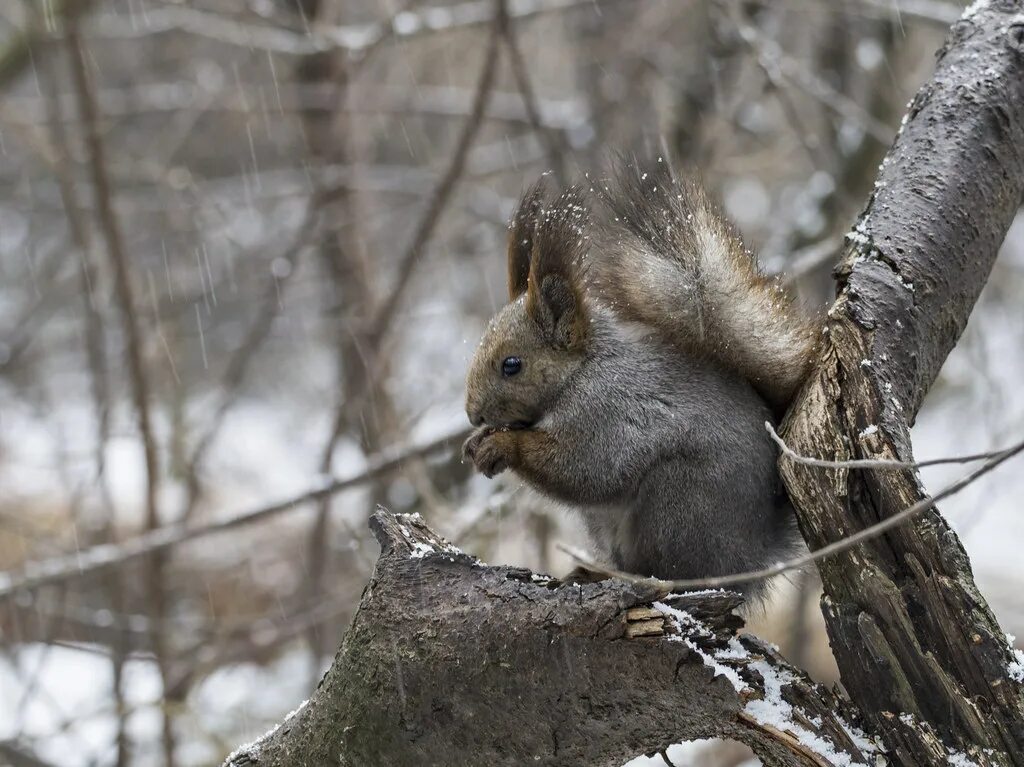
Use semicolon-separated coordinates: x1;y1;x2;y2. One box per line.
465;183;591;430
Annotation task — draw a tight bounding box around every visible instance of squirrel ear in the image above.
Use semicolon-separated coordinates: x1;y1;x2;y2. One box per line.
526;187;590;349
507;181;546;301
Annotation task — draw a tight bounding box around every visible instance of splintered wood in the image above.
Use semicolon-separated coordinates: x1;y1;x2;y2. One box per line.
625;606;666;638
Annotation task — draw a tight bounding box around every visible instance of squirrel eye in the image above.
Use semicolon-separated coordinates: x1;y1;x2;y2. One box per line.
501;356;522;377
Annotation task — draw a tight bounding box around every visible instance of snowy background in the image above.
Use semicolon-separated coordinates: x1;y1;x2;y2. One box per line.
0;0;1019;765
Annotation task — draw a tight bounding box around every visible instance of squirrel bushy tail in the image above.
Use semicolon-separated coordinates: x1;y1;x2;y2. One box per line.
589;158;817;414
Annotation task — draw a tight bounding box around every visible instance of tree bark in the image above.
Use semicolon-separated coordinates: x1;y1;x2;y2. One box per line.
225;510;877;767
780;1;1024;764
223;2;1024;765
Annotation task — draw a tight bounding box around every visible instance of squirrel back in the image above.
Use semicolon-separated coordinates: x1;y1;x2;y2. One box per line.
587;159;817;415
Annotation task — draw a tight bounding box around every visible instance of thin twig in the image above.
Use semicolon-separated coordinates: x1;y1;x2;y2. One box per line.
852;0;961;27
499;0;568;184
766;421;1016;471
361;6;503;360
66;19;175;767
2;84;589;132
0;427;472;599
0;244;69;373
83;0;628;55
558;434;1024;592
723;0;892;146
779;236;842;286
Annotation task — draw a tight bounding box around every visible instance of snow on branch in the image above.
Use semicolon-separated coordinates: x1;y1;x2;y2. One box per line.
222;509;878;767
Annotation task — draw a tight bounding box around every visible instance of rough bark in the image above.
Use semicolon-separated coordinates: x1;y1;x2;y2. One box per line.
779;1;1024;764
225;510;876;767
222;2;1024;765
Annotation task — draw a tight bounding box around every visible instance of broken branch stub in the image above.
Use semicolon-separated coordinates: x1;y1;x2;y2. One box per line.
224;509;877;767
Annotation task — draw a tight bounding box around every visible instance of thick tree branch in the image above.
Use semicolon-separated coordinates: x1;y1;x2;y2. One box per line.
780;1;1024;763
224;510;877;767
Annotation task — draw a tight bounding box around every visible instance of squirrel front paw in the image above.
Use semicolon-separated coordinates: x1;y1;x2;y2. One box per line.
462;426;511;478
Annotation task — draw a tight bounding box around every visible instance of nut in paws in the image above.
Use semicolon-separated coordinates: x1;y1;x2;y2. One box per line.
462;428;510;478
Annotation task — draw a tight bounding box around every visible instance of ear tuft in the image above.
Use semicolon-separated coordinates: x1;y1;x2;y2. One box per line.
526;186;591;349
507;181;547;300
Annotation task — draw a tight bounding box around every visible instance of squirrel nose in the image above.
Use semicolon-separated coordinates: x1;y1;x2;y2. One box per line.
468;411;484;427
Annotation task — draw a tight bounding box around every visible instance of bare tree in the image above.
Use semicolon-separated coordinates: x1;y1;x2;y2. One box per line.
223;3;1024;765
2;1;1023;765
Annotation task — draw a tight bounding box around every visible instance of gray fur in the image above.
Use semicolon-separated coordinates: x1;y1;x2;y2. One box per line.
529;310;798;598
464;165;807;601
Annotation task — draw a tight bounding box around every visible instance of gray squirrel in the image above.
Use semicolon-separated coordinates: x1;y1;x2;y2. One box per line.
462;159;817;597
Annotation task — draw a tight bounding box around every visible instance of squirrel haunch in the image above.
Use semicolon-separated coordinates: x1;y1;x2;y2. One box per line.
464;159;814;598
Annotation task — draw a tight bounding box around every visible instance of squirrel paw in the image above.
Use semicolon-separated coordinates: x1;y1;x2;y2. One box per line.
462;426;510;478
559;565;610;585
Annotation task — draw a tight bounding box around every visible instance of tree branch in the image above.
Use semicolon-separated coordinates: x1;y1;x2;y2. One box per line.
780;1;1024;762
83;0;634;55
557;432;1024;593
66;15;177;766
0;427;470;598
223;509;877;767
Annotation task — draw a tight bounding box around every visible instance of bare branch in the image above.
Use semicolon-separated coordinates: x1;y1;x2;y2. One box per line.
723;0;893;146
766;421;1019;471
66;18;174;764
499;0;569;183
559;434;1024;592
83;0;631;54
0;427;471;598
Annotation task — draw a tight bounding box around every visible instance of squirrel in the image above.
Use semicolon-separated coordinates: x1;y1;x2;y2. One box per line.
462;158;817;598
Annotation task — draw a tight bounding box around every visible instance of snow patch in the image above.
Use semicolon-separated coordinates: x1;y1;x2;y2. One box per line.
962;0;989;20
744;660;869;767
653;602;749;693
1006;634;1024;682
397;517;471;562
947;751;979;767
224;699;308;765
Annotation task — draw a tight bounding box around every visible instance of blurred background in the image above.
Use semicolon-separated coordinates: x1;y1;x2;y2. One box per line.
0;0;1021;765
